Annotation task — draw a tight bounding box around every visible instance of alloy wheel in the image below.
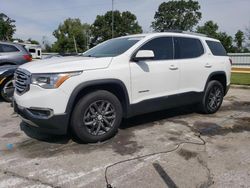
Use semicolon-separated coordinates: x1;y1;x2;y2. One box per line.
207;86;223;111
83;100;116;136
1;79;14;102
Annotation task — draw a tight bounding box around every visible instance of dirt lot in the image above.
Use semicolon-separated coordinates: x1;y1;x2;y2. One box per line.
0;88;249;188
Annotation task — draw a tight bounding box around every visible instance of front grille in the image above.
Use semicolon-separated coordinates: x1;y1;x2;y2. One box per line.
14;69;30;95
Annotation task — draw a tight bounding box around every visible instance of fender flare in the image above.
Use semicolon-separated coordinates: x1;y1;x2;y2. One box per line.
204;71;227;92
65;79;130;115
0;66;17;80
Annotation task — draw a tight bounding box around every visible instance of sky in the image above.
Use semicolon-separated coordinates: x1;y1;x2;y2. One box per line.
1;0;250;44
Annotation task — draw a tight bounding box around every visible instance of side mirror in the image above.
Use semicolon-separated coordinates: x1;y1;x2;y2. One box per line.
133;50;155;62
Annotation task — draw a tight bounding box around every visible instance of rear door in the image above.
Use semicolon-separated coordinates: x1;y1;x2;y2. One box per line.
174;37;208;93
130;36;180;104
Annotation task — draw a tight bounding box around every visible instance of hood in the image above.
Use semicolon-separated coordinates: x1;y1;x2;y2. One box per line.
20;56;113;74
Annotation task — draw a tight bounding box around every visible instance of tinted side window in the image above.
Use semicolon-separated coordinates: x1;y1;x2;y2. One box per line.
0;44;3;52
139;37;173;60
206;40;227;56
174;37;204;59
1;44;19;52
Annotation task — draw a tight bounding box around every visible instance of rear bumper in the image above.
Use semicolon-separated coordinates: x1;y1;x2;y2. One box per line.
14;101;69;135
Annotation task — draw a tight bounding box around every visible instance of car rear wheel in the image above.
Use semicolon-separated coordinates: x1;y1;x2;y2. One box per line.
198;80;224;114
71;90;123;143
1;77;14;102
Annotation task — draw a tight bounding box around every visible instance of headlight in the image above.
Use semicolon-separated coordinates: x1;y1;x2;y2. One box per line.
31;71;82;89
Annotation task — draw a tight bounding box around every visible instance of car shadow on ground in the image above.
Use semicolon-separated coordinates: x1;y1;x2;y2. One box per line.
20;105;197;144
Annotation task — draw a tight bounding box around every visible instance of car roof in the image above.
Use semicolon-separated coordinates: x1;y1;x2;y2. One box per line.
1;41;17;45
0;41;25;47
0;41;29;53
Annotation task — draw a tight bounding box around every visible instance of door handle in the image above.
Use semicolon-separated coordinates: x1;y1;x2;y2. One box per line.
169;65;178;70
205;63;212;68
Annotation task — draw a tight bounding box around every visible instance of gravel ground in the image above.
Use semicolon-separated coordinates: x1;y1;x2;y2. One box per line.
0;88;249;188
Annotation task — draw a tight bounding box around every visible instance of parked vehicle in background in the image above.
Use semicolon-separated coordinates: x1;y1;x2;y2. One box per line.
0;41;32;66
13;32;231;143
0;41;32;102
23;44;42;59
0;65;17;102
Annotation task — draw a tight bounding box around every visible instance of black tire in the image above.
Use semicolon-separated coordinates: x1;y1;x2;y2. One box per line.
198;80;224;114
0;77;14;102
70;90;123;143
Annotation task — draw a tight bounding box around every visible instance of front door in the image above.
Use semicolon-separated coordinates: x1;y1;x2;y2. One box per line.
129;37;180;104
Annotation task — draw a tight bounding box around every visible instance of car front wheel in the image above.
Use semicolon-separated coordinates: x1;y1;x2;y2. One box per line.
71;90;123;143
1;77;14;102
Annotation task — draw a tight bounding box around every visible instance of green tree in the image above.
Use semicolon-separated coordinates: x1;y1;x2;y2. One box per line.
217;32;233;52
152;0;202;32
234;30;245;52
43;44;52;52
197;21;233;52
27;38;40;45
52;18;90;53
196;21;219;38
91;11;142;45
12;38;24;43
0;13;16;41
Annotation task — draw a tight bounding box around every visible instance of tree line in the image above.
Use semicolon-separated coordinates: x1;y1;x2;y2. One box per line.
1;0;250;53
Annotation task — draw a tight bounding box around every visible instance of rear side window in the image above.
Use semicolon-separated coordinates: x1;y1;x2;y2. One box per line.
206;40;227;56
1;44;19;52
174;37;204;59
139;37;173;60
22;45;31;54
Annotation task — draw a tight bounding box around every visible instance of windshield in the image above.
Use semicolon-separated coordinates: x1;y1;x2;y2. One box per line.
82;37;143;57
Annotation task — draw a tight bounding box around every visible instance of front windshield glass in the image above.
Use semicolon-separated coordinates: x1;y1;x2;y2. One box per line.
82;37;143;58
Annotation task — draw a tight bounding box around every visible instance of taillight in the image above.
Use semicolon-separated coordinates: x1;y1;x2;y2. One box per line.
23;54;32;62
229;58;232;66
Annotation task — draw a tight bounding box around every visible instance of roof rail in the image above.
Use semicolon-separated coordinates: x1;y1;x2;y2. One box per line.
165;30;183;33
182;31;207;37
165;30;207;37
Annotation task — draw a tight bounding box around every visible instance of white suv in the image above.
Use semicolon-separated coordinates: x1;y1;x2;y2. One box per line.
14;32;231;143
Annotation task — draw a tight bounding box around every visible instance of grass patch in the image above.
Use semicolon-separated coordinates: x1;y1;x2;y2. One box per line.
231;73;250;85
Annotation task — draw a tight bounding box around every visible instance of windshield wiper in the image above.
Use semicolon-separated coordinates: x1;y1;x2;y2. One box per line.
83;54;96;57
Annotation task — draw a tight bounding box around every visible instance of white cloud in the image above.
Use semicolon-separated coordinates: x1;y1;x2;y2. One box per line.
1;0;250;43
14;23;55;42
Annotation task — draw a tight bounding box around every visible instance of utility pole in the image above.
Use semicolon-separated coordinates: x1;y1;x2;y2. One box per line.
73;35;78;53
112;0;114;38
85;30;89;50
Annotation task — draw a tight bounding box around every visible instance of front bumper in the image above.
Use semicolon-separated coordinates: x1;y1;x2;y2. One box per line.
14;101;69;135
